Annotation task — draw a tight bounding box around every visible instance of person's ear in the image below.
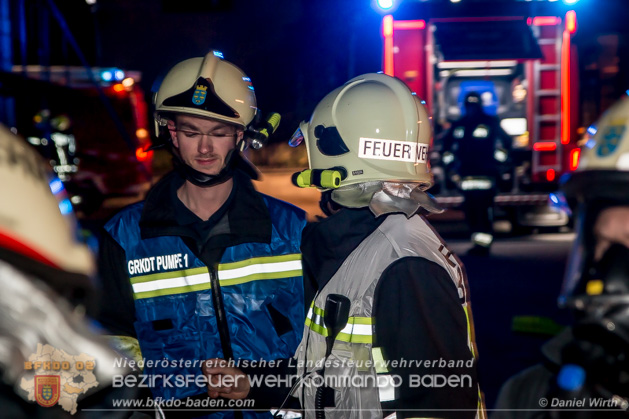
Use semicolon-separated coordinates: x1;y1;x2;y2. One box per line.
167;120;179;148
235;130;245;150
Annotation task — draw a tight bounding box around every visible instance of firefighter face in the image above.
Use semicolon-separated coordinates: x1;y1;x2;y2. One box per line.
169;115;242;176
593;206;629;261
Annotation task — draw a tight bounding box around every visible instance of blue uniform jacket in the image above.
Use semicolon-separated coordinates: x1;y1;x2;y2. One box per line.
102;171;306;415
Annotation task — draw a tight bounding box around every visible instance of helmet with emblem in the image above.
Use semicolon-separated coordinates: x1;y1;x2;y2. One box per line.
561;94;629;301
153;50;259;186
556;94;629;400
154;50;257;132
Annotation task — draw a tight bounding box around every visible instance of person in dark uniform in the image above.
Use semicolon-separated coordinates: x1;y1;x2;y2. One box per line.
441;92;513;256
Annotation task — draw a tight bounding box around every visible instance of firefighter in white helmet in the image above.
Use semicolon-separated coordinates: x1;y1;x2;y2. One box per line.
0;125;134;417
289;73;483;418
96;51;306;417
493;94;629;418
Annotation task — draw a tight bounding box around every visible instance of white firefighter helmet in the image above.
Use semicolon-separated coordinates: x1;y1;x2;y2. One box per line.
291;72;433;188
290;73;439;215
0;124;94;277
562;95;629;204
556;96;629;398
560;94;629;304
153;50;257;134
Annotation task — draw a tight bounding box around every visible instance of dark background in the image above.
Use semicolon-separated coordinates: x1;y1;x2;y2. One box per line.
4;0;629;408
14;0;629;144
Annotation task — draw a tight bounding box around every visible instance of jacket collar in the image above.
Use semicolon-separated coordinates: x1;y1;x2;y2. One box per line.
139;170;271;249
301;207;386;289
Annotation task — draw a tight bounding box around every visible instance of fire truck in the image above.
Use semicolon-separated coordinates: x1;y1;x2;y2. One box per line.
0;0;153;219
1;66;154;217
379;2;581;228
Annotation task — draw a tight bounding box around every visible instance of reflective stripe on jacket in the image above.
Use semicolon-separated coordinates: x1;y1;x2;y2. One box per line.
105;195;306;402
295;213;480;419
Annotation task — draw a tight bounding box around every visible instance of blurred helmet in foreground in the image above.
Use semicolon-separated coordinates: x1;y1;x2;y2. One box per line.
0;126;135;417
290;73;441;216
558;96;629;398
0;124;94;280
561;95;629;302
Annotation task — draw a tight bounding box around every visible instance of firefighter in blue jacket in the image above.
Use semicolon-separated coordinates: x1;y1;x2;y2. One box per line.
96;51;307;418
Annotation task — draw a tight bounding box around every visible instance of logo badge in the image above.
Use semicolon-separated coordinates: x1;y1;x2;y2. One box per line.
35;375;60;408
597;122;626;157
192;84;208;105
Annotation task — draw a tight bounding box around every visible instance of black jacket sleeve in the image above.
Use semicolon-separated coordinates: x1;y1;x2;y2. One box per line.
374;256;478;419
239;359;299;410
95;229;137;337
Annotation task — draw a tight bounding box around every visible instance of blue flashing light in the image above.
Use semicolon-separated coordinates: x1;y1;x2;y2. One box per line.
213;51;224;59
586;125;597;136
49;177;65;195
58;198;74;215
100;70;113;82
377;0;394;10
247;86;255;91
548;191;572;217
557;364;586;391
585;139;597;149
563;0;579;4
114;69;125;81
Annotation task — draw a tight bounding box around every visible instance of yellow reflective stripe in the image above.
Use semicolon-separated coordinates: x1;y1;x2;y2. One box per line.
131;267;208;284
131;254;302;300
219;269;303;286
336;332;373;344
305;317;328;337
478;387;487;419
371;347;390;374
463;305;476;359
348;316;372;325
306;304;373;343
217;253;301;271
311;304;324;317
133;282;213;300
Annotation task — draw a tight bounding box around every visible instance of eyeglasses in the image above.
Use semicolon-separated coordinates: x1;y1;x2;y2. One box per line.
170;128;240;140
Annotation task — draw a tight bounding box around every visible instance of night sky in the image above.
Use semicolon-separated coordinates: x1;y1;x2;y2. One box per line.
50;0;383;143
32;0;629;143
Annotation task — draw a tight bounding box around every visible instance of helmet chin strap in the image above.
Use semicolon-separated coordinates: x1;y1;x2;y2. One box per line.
171;140;259;187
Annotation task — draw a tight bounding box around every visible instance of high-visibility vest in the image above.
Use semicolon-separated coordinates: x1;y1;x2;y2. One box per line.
295;213;482;419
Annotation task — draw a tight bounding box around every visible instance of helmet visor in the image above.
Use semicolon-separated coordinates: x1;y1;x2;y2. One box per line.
289;126;305;148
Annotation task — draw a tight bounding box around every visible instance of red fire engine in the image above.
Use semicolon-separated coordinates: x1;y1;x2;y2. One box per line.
380;5;581;228
4;66;154;217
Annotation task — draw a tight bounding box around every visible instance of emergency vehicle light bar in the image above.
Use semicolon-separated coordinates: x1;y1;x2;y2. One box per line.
11;65;142;87
533;142;557;151
437;60;518;69
529;16;562;26
442;69;514;77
